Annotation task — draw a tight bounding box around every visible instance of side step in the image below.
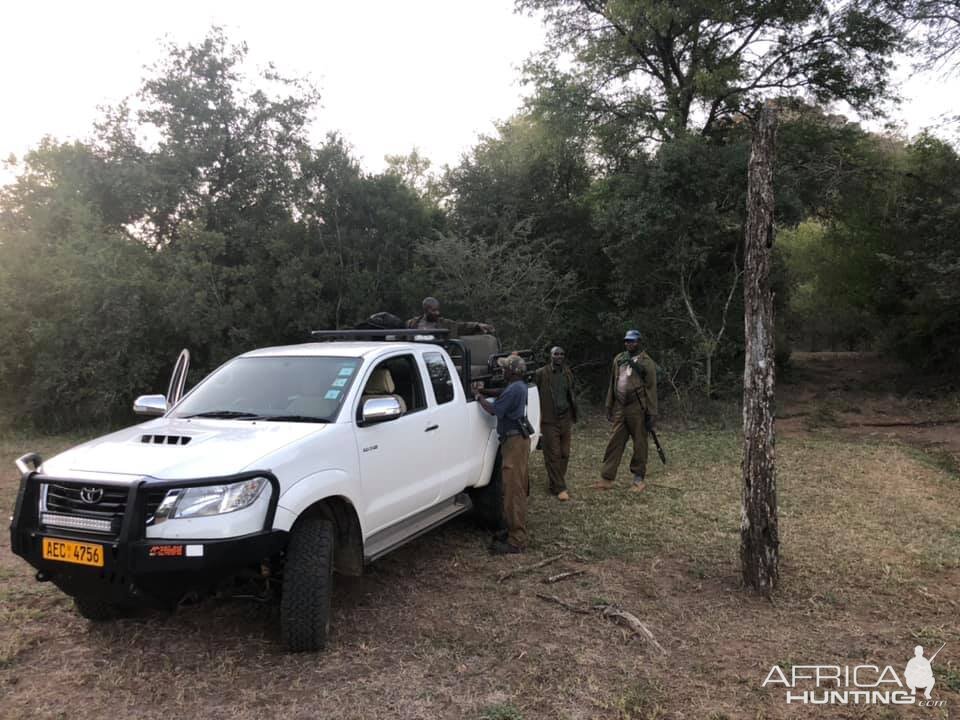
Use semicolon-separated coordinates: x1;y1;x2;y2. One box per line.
364;492;473;563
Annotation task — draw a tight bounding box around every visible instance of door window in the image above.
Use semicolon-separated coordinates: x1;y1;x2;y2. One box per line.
359;354;426;418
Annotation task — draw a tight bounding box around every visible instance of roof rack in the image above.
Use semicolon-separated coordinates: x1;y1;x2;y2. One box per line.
310;329;451;344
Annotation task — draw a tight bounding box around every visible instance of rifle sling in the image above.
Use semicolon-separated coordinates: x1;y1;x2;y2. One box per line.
624;355;647;381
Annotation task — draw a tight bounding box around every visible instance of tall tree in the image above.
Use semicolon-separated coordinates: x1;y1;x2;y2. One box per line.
105;27;319;248
519;0;904;147
741;105;779;595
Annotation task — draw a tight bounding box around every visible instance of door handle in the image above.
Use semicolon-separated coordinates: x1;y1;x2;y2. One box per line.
425;424;439;432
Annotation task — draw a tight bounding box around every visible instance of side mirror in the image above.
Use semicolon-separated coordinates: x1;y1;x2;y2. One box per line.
361;397;402;425
134;394;168;416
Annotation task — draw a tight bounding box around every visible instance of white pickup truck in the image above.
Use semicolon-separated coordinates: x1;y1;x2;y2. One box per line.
10;330;540;651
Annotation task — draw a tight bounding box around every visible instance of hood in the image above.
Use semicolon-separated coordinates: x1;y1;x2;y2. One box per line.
42;417;328;480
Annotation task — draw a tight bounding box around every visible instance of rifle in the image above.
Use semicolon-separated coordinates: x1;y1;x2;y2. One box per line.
650;427;667;464
929;642;946;664
627;379;664;464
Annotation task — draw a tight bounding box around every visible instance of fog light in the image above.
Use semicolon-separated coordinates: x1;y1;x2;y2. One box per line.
41;513;112;533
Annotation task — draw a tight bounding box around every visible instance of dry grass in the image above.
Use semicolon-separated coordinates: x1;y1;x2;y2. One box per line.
1;395;959;719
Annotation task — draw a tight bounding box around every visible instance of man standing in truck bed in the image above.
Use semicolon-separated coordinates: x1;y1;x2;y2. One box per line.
407;296;494;338
595;329;657;492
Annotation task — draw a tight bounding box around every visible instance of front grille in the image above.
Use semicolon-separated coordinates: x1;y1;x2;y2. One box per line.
42;483;128;537
40;483;177;534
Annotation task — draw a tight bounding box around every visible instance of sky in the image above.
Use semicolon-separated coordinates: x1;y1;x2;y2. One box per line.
0;0;544;182
1;0;957;187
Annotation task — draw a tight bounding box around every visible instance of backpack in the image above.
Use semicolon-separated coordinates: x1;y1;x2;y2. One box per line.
356;311;406;330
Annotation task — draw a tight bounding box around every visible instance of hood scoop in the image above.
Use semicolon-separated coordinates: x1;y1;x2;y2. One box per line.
140;434;193;446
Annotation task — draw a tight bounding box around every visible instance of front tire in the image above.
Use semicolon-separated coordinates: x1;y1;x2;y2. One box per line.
280;513;335;652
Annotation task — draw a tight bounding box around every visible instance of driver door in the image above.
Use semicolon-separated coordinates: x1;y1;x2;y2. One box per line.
355;354;440;533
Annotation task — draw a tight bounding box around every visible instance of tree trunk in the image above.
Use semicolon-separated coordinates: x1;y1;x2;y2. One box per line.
740;104;779;595
705;352;712;400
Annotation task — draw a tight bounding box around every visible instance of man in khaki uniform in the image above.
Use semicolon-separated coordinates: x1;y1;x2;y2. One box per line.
595;329;657;492
407;297;494;338
534;346;578;501
475;353;530;554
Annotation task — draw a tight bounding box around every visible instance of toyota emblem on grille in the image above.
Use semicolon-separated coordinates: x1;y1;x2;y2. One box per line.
80;487;104;504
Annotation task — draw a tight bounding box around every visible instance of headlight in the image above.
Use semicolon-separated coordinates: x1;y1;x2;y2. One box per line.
151;477;268;524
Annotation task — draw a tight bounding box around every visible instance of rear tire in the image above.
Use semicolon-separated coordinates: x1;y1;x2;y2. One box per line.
469;450;505;531
280;514;335;652
73;594;120;622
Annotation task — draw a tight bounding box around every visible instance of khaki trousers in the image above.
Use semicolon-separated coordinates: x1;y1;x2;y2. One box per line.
600;403;648;481
501;435;530;548
541;416;572;494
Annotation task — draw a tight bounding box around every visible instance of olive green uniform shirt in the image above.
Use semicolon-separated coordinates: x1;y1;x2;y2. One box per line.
534;364;578;424
605;351;657;417
405;315;486;338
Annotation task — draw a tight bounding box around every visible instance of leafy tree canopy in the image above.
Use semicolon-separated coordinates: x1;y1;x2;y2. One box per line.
882;0;960;71
518;0;905;149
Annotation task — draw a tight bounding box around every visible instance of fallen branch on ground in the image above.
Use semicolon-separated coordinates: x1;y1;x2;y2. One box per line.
497;554;564;583
534;594;668;655
595;604;668;655
535;592;591;614
542;570;585;584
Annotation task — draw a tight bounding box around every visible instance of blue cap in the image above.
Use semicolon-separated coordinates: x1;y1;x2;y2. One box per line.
624;329;641;342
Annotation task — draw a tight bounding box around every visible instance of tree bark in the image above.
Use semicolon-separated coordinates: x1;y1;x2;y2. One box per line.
705;352;712;400
741;104;780;595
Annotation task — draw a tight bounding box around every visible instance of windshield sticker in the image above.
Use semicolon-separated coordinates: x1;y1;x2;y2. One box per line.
338;367;354;377
324;390;342;400
332;378;348;387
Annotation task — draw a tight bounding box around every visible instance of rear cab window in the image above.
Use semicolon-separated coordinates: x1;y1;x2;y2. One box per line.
424;351;456;405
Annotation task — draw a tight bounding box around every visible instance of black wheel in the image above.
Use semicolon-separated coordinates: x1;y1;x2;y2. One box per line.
73;594;120;622
469;450;506;531
280;513;335;652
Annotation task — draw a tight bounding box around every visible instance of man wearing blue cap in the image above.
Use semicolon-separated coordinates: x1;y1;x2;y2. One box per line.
595;329;657;491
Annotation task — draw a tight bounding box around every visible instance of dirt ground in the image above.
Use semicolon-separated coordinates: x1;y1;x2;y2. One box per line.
779;351;960;469
1;352;958;720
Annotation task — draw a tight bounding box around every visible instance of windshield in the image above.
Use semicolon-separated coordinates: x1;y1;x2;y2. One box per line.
172;356;362;423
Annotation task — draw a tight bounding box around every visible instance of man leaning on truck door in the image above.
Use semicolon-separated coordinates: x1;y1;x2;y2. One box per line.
475;353;529;555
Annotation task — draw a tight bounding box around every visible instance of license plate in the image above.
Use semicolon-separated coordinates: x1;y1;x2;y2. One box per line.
42;538;104;567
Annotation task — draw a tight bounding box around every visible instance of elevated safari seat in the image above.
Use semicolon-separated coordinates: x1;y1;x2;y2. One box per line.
457;334;501;380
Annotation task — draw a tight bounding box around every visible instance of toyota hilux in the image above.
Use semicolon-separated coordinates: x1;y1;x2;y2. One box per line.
10;330;540;651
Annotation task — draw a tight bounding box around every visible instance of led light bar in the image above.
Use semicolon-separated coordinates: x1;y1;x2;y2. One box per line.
41;513;113;533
